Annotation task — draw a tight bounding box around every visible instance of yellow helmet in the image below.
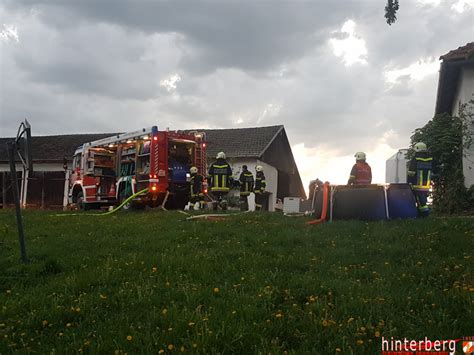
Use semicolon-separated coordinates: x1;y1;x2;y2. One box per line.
354;152;366;161
414;142;427;152
216;151;226;159
190;166;198;174
256;165;263;172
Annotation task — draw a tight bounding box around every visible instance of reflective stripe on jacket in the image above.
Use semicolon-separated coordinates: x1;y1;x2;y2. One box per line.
239;171;254;196
408;152;432;190
255;171;266;194
190;174;204;197
207;159;233;192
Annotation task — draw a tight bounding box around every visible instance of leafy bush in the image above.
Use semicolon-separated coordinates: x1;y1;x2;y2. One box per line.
410;100;473;214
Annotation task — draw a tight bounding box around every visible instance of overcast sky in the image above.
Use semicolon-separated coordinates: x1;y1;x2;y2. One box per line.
1;0;473;188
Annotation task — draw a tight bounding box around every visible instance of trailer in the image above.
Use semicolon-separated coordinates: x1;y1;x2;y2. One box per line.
68;126;207;210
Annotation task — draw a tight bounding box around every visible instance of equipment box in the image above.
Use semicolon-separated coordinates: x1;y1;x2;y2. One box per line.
283;197;301;213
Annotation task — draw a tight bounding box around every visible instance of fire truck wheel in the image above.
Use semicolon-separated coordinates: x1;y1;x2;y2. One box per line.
76;192;88;211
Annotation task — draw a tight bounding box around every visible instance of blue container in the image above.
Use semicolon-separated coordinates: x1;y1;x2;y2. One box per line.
332;185;387;221
387;184;418;219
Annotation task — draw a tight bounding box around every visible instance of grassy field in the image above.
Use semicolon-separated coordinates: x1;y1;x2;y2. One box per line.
0;210;472;354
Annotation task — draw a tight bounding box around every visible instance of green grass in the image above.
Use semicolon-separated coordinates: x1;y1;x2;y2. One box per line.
0;210;472;354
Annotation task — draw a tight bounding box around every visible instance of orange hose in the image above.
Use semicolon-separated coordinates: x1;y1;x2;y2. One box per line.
306;182;330;225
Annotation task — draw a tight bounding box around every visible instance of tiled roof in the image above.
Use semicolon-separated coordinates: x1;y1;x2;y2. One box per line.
0;133;117;162
440;42;474;61
435;42;474;115
199;125;283;158
0;125;283;162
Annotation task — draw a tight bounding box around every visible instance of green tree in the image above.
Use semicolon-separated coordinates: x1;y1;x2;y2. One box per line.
410;100;474;213
385;0;400;25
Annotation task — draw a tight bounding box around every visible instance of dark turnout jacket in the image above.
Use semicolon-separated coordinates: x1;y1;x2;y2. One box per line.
207;158;233;192
239;170;254;196
407;151;432;190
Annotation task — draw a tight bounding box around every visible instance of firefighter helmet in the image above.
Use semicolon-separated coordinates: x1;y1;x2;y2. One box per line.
414;142;427;152
216;151;226;159
256;165;263;172
190;166;198;174
354;152;366;161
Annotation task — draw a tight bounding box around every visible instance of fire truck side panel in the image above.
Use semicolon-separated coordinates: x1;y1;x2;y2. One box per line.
152;131;169;193
83;175;98;202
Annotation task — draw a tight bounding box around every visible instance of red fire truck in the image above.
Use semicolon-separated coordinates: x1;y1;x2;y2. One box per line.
68;126;207;210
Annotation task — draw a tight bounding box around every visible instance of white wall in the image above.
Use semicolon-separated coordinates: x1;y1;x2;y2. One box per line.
228;158;278;211
452;68;474;188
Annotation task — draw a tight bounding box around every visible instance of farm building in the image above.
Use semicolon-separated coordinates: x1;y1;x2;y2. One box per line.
386;42;474;187
0;125;305;210
435;42;474;188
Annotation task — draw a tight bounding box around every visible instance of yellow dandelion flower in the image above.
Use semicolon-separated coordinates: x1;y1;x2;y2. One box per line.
152;267;157;273
375;331;380;337
322;320;328;327
42;320;48;326
167;344;174;350
356;340;364;345
126;335;132;341
188;322;195;326
336;348;342;352
75;307;81;312
162;308;168;315
213;287;220;293
158;350;165;354
275;313;283;319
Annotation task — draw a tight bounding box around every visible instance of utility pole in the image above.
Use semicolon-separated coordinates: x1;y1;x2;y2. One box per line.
7;141;28;263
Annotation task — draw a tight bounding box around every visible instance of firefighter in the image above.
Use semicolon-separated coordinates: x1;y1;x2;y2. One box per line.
254;165;266;211
348;152;372;185
239;165;254;211
207;152;233;210
407;142;432;217
189;166;204;210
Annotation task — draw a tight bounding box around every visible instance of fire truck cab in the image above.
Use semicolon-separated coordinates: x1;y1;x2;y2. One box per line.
68;126;207;210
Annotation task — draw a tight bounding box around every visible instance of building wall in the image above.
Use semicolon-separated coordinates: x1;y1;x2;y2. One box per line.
0;162;68;209
227;158;278;211
0;162;67;172
452;68;474;188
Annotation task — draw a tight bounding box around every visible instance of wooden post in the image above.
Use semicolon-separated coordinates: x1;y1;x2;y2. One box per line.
2;171;6;209
41;171;45;209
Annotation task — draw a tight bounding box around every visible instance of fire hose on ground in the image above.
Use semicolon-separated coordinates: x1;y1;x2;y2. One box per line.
52;188;149;217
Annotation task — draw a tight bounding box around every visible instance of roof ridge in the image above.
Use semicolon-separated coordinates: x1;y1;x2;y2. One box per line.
258;126;284;157
200;124;284;131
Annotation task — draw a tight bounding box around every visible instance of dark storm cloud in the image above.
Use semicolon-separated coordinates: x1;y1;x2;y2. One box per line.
1;0;473;168
5;0;367;73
